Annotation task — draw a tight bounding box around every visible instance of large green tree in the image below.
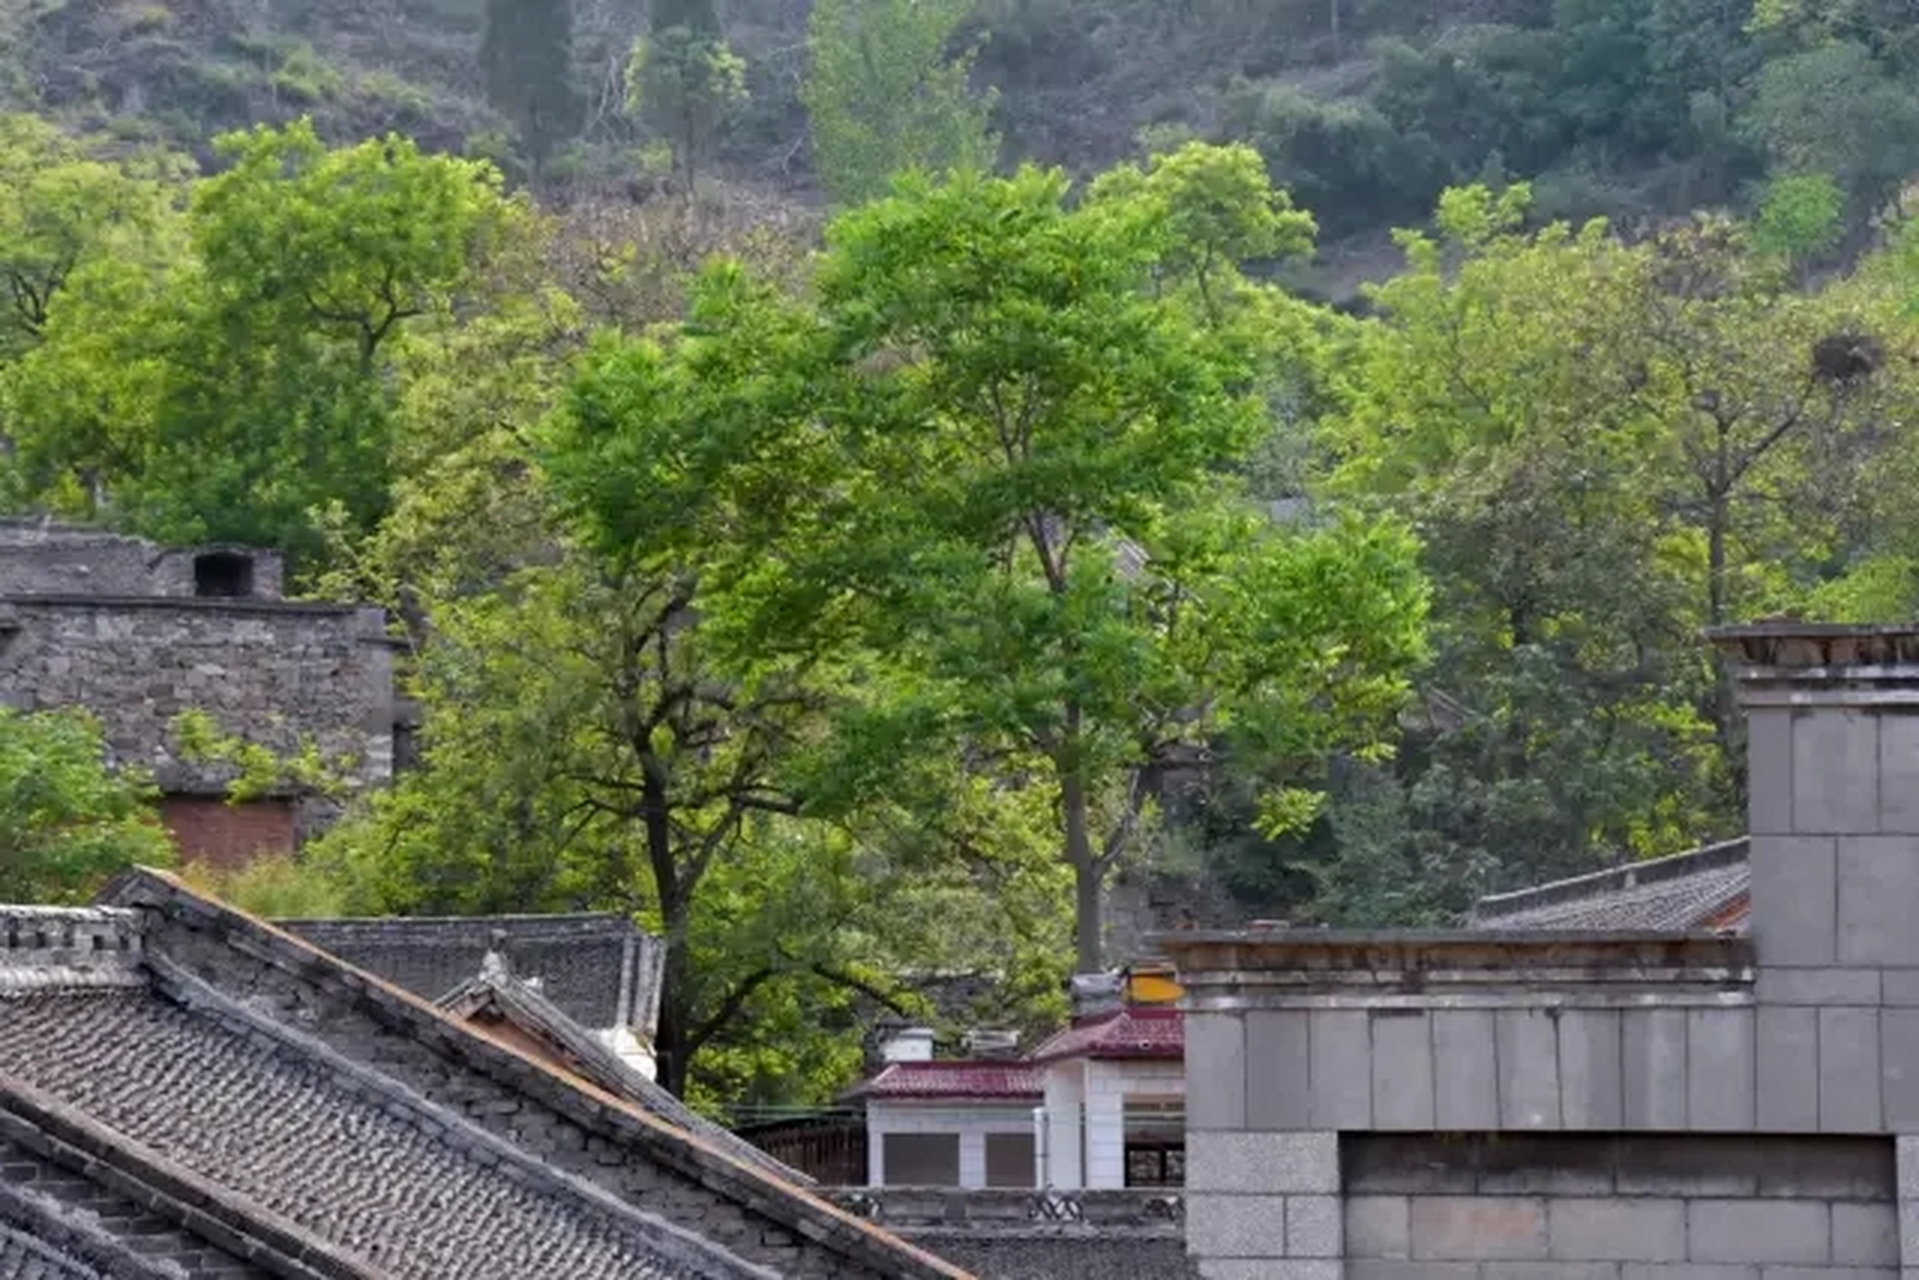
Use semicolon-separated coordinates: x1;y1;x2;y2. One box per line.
801;0;1000;206
479;0;583;180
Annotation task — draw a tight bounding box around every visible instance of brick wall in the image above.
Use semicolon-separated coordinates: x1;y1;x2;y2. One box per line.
1342;1133;1897;1280
158;797;296;869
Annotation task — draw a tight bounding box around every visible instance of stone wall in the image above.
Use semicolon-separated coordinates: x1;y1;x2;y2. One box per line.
0;520;284;599
825;1188;1199;1280
0;597;396;795
1342;1133;1896;1279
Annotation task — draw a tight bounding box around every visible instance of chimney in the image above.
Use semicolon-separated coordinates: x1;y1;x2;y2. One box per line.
1708;623;1919;966
881;1027;936;1064
1069;971;1124;1024
964;1028;1021;1059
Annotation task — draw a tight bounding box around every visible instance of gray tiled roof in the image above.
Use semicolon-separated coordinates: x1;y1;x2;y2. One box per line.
0;990;738;1280
1469;838;1751;932
280;914;662;1035
0;1226;97;1280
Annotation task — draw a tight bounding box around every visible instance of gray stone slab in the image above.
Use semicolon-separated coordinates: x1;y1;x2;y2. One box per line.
1758;968;1883;1007
1821;1006;1884;1132
1307;1011;1371;1130
1549;1198;1687;1262
1881;972;1919;1006
1758;1270;1897;1280
1688;1007;1757;1132
1185;1013;1247;1131
1345;1264;1476;1280
1498;1007;1562;1129
1840;836;1919;966
1758;1005;1821;1132
1833;1202;1900;1267
1198;1264;1340;1280
1560;1010;1625;1130
1410;1196;1548;1261
1624;1008;1689;1130
1898;1136;1919;1275
1433;1009;1499;1130
1750;706;1795;835
1243;1010;1309;1131
1882;1011;1919;1131
1687;1199;1829;1265
1185;1131;1339;1195
1484;1265;1623;1280
1881;712;1919;835
1752;836;1838;966
1620;1269;1757;1280
1344;1196;1409;1259
1370;1012;1435;1131
1796;708;1880;835
1187;1193;1286;1259
1284;1195;1340;1259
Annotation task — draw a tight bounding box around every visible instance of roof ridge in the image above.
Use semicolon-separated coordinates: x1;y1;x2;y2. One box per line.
100;868;974;1280
1472;837;1751;921
0;1068;374;1280
147;955;779;1280
0;906;145;994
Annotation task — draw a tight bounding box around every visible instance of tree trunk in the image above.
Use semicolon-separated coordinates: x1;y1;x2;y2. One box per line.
1061;758;1102;975
641;754;692;1096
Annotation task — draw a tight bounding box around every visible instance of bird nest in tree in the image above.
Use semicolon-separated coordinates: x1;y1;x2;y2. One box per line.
1812;332;1883;384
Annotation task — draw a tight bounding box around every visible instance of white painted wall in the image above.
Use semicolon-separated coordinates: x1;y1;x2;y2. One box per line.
1039;1058;1186;1189
865;1101;1038;1188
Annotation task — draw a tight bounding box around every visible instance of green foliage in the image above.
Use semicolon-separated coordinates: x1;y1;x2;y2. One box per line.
1752;171;1844;268
0;707;174;903
168;709;359;803
178;852;353;917
624;1;747;191
801;0;1000;207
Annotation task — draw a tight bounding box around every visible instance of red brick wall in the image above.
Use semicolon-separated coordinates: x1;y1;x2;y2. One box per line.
158;796;297;871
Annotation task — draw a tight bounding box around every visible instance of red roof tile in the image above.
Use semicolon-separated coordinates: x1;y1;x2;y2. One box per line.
1028;1007;1183;1063
846;1060;1044;1102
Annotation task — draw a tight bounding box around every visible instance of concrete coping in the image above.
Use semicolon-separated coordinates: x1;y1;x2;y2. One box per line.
0;594;401;642
1148;930;1753;976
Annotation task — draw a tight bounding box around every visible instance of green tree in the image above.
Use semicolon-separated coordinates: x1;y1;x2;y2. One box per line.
568;150;1429;973
623;0;746;192
479;0;583;181
801;0;1000;207
0;707;174;903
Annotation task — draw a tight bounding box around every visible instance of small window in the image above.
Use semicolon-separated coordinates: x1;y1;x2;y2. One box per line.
985;1132;1035;1188
194;551;256;598
881;1132;960;1186
1124;1098;1184;1188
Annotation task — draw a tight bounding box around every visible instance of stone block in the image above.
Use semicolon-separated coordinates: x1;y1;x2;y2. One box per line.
1759;968;1883;1007
1688;1008;1757;1132
1750;706;1795;835
1185;1131;1339;1195
1833;1202;1900;1267
1620;1268;1757;1280
1498;1007;1563;1129
1821;1006;1884;1132
1614;1137;1753;1197
1199;1263;1341;1280
1751;836;1838;966
1624;1009;1689;1130
1284;1195;1340;1258
1549;1198;1687;1262
1186;1194;1286;1259
1560;1010;1625;1130
1244;1010;1310;1131
1344;1196;1409;1259
1307;1011;1371;1130
1796;708;1880;835
1898;1135;1919;1273
1882;972;1919;1006
1186;1013;1247;1131
1841;837;1919;967
1433;1010;1499;1130
1484;1266;1623;1280
1370;1012;1435;1131
1686;1199;1829;1265
1883;1011;1919;1131
1409;1196;1548;1261
1881;712;1919;835
1345;1264;1476;1280
1758;1006;1821;1132
1757;1271;1896;1280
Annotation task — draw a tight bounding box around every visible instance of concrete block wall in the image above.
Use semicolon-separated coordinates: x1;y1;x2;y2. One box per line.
1342;1133;1896;1280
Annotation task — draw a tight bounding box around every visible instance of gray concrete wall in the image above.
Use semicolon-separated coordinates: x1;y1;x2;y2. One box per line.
0;597;395;794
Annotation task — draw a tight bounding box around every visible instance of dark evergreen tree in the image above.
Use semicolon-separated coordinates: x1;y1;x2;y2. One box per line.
479;0;582;181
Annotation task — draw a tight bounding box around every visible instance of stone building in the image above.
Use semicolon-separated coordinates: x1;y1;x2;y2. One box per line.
0;868;971;1279
1161;620;1919;1279
0;519;400;865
